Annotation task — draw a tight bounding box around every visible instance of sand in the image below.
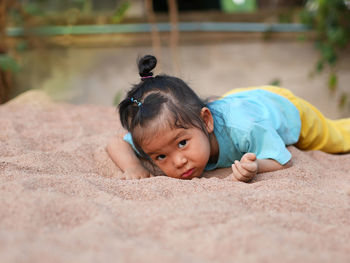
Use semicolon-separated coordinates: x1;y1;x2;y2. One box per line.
1;90;350;263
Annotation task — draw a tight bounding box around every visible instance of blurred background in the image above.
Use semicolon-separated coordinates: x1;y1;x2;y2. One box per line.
1;0;349;117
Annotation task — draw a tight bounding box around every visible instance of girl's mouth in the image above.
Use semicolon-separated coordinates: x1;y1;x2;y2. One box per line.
181;168;195;179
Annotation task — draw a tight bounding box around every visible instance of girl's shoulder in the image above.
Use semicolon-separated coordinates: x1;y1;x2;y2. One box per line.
209;90;267;118
212;87;297;115
208;86;300;131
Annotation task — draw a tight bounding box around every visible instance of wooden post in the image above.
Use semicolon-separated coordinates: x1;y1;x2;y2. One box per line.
167;0;180;76
0;0;13;104
145;0;162;71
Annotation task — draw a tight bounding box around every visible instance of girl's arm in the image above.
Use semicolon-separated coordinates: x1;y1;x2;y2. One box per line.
107;132;151;179
257;158;292;173
231;152;292;182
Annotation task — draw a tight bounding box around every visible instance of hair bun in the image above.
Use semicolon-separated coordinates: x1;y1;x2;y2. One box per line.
138;55;157;77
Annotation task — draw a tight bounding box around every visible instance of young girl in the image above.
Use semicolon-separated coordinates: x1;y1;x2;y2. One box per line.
107;55;350;182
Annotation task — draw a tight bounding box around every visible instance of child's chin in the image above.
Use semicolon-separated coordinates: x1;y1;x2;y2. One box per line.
179;176;192;180
181;171;203;180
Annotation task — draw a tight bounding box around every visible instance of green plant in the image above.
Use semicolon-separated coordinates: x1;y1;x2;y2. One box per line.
269;78;281;87
113;90;123;106
111;1;131;24
300;0;350;108
0;54;20;72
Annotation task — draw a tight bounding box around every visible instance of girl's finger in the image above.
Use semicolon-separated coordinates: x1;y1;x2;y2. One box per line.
235;160;250;178
231;163;244;181
140;173;148;179
241;161;257;173
119;173;126;180
234;161;253;182
232;161;250;182
124;171;135;180
242;152;256;162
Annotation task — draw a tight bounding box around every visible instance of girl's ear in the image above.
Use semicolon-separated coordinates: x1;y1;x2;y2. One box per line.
200;107;214;133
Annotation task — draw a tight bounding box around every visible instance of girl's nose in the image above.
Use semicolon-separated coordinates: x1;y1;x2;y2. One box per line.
173;153;187;168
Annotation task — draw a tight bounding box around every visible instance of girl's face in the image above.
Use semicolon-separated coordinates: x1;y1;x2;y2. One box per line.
138;108;217;180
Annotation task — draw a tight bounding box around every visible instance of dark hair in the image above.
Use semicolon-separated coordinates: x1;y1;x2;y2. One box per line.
119;55;208;158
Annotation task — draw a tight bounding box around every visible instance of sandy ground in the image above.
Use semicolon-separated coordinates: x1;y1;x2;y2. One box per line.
1;90;350;263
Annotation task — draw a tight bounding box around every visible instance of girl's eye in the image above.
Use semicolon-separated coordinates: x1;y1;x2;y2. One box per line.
156;154;166;161
178;140;187;148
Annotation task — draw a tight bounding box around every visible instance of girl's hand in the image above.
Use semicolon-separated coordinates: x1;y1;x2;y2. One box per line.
119;166;151;180
231;153;258;182
107;133;152;180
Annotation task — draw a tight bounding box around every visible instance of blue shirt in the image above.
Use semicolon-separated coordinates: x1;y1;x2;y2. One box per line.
205;89;301;170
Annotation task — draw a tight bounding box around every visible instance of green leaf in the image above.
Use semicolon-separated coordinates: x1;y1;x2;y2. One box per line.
316;60;324;72
302;0;350;79
339;93;347;108
298;34;306;42
72;0;87;4
113;90;123;106
111;2;131;24
0;55;20;73
269;78;281;87
299;10;313;25
23;3;44;16
327;27;345;46
16;41;28;52
328;73;337;92
320;43;337;65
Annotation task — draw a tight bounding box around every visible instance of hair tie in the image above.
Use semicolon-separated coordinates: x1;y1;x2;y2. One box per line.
141;75;153;81
130;97;142;107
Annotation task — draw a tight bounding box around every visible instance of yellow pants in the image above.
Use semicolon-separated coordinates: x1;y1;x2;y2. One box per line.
223;86;350;153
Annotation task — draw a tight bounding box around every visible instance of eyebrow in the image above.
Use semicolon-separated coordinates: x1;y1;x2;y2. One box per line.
172;130;187;142
146;129;187;156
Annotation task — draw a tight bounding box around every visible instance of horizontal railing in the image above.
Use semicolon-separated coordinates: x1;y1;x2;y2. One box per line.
6;22;310;37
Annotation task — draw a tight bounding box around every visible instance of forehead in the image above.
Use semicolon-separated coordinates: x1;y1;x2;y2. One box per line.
140;126;189;154
131;109;167;142
133;113;177;144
